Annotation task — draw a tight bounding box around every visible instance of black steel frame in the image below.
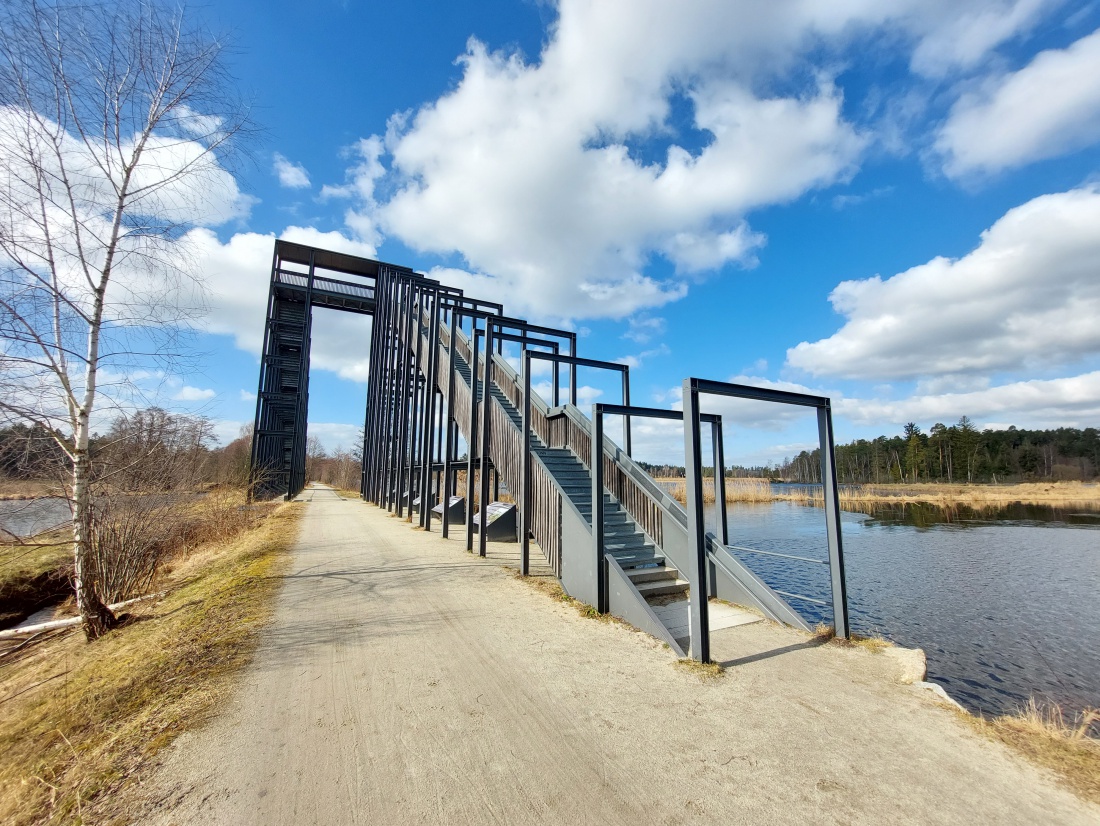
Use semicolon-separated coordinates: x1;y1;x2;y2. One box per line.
250;240;849;665
681;379;850;660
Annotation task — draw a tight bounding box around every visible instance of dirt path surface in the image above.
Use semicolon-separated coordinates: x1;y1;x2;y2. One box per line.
133;485;1098;825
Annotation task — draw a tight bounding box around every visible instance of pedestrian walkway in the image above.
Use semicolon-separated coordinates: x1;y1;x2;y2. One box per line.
132;487;1098;825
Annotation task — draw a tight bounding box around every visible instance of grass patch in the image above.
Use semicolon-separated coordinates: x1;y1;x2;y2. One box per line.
849;634;892;653
0;500;302;825
673;658;725;682
968;700;1100;805
810;623;891;652
512;572;623;625
0;481;63;501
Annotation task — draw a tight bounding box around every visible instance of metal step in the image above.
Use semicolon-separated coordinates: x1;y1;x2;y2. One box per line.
627;566;681;584
635;578;690;599
611;553;666;569
603;541;652;554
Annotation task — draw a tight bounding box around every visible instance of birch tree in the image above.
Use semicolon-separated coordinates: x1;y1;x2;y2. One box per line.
0;0;251;638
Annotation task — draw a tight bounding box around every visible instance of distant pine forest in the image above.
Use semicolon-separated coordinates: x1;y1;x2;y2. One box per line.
637;418;1100;484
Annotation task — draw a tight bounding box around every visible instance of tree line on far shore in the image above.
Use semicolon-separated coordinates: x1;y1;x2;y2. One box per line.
636;419;1100;484
0;412;364;494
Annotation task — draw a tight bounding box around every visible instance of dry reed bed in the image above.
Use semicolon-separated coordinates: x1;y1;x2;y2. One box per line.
0;480;65;501
658;477;774;504
971;699;1100;805
656;478;1100;512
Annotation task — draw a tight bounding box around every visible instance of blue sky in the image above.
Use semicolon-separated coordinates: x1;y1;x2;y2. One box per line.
151;0;1100;466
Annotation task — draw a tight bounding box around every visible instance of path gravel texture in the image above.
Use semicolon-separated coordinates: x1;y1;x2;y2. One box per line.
133;485;1099;825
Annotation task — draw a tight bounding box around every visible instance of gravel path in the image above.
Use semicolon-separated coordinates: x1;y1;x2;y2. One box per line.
132;485;1098;825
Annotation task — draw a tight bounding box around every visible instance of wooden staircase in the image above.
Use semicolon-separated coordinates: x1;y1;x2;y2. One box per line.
535;447;689;604
448;343;691;614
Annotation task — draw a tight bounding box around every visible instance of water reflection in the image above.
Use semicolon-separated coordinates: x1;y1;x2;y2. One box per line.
0;497;71;538
863;500;1100;529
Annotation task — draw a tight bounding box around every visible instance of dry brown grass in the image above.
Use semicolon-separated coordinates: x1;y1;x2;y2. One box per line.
0;499;302;825
849;635;892;653
776;481;1100;512
673;658;726;682
809;623;893;653
657;477;773;504
0;481;64;501
657;477;1100;513
512;571;624;625
969;700;1100;805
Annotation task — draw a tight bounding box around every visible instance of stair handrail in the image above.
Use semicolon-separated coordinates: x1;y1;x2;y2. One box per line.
550;402;683;550
442;320;683;546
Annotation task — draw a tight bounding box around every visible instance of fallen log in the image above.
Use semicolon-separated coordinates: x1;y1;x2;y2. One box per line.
0;592;166;639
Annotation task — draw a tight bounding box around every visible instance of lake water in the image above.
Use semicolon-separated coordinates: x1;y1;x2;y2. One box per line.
0;497;70;538
707;499;1100;718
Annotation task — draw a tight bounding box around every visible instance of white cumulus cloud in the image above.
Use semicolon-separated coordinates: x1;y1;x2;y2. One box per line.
273;152;312;189
319;1;1061;323
184;226;378;382
174;385;216;401
307;422;363;453
786;187;1100;380
836;371;1100;429
936;27;1100;176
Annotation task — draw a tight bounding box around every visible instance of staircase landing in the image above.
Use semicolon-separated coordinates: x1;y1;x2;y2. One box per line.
652;599;762;646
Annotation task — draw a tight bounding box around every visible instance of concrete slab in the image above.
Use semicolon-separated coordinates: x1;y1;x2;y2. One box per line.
652;598;762;642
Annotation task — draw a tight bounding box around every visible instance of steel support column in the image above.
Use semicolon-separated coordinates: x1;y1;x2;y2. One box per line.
682;379;711;663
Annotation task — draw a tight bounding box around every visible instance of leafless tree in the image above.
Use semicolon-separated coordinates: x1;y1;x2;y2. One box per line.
97;407;214;491
0;0;252;638
304;436;327;484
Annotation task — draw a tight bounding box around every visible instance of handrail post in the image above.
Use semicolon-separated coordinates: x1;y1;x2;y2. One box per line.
442;308;457;538
569;332;578;406
383;276;408;510
478;322;494;557
405;290;426;519
393;282;414;516
621;367;632;457
714;417;728;545
709;419;727;599
682;379;710;663
466;323;480;551
421;290;440;529
593;404;607;614
818;403;850;639
521;352;532;576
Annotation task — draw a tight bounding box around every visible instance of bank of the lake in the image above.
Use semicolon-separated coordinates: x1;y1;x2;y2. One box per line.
659;477;1100;511
0;497;297;825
